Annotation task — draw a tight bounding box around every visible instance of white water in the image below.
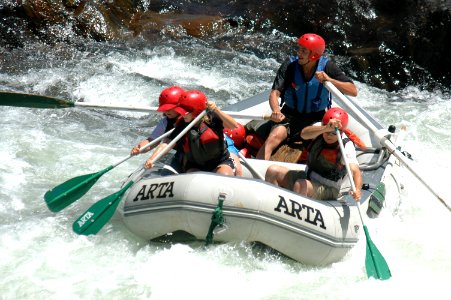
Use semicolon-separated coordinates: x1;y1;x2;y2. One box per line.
1;41;450;299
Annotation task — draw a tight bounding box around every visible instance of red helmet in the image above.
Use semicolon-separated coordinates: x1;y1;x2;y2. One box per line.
298;33;325;62
157;86;185;112
322;107;349;129
224;123;246;148
174;90;207;117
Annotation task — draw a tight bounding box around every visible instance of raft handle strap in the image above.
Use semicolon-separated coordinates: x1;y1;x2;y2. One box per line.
205;192;227;246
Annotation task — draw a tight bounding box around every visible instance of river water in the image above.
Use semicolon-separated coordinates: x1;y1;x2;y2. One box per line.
1;33;450;299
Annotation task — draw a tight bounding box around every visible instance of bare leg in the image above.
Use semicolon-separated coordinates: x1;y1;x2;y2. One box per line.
256;126;288;160
293;179;314;197
215;165;235;176
265;164;290;187
230;153;243;176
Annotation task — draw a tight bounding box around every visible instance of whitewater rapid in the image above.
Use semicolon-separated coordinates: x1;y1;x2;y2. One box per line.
1;38;450;299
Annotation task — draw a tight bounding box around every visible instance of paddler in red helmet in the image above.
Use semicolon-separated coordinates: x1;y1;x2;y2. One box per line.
256;33;358;160
265;108;363;201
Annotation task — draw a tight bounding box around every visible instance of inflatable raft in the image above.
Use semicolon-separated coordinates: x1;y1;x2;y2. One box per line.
118;85;405;266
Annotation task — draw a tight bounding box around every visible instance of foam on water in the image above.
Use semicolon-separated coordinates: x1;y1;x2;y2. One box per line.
1;40;450;299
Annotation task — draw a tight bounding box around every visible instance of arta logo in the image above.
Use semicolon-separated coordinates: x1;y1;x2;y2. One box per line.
274;195;326;229
77;211;94;228
132;181;175;201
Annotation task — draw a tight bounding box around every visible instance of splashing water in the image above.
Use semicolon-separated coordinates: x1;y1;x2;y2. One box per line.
1;35;450;299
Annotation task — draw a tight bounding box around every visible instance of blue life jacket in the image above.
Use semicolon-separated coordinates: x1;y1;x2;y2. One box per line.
282;56;331;113
224;135;239;155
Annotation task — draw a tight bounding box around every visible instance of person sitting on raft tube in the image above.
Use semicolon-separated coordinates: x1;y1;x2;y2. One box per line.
256;33;358;160
265;108;363;201
144;90;240;176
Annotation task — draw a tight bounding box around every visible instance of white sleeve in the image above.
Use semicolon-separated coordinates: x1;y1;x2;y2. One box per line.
338;138;359;194
148;117;168;141
341;139;358;165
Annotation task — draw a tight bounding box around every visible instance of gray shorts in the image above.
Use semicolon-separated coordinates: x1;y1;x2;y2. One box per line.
285;170;339;200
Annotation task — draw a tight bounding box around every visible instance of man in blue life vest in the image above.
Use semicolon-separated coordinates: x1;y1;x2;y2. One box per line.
256;33;358;160
265;108;362;201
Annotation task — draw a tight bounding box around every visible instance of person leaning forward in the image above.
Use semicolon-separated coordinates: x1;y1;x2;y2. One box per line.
130;85;185;172
256;33;358;160
265;108;362;201
145;90;239;176
131;86;243;175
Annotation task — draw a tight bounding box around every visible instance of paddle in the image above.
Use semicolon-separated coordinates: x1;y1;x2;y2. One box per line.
72;180;135;235
0;91;269;120
336;128;391;280
44;129;173;212
237;152;265;180
72;110;207;235
324;81;450;212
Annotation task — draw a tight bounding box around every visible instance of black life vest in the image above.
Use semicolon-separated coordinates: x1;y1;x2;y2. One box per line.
183;122;227;166
307;135;350;182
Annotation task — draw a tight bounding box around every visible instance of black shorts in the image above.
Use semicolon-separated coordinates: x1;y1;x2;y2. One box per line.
245;106;325;143
184;155;236;174
279;106;325;140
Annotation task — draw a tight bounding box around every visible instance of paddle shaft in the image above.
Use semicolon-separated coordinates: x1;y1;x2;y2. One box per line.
335;128;363;220
337;128;391;280
83;103;270;120
44;128;174;212
75;102;270;120
113;129;173;167
73;111;206;235
0;91;269;120
324;81;450;212
237;152;265;180
149;110;207;164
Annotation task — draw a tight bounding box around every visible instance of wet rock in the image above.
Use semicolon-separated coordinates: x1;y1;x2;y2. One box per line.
130;11;227;38
21;0;68;24
0;0;449;91
139;0;450;90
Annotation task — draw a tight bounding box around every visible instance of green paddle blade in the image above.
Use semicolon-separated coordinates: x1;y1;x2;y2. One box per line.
72;181;134;235
0;91;75;109
363;226;392;280
44;166;113;212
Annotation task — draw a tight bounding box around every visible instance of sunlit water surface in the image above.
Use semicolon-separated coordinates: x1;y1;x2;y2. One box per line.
1;38;450;299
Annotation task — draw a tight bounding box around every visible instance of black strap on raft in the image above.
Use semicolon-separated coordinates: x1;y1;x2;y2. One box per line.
205;192;226;246
397;146;413;160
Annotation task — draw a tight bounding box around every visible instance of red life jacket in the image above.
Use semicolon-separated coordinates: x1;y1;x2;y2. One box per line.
183;122;227;165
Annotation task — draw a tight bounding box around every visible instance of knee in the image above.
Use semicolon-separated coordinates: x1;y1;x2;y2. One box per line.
265;165;283;184
230;154;243;176
216;166;234;176
293;179;307;196
235;166;243;177
265;127;284;141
